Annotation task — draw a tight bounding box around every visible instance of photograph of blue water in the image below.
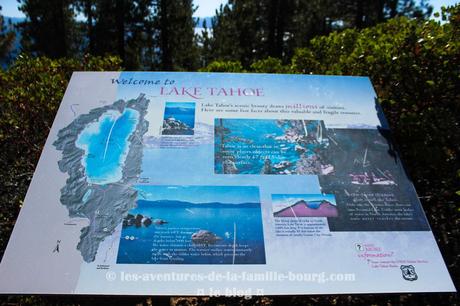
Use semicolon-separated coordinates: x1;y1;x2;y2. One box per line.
162;102;196;135
75;108;139;184
117;185;266;264
215;118;332;175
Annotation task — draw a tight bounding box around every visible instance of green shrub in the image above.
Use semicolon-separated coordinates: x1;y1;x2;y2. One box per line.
250;57;290;73
199;60;245;72
0;54;122;259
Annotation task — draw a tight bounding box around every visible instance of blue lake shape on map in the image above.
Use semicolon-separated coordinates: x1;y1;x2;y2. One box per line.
76;108;139;184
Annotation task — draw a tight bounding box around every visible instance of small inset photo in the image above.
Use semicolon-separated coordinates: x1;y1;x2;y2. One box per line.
161;102;195;135
272;193;338;217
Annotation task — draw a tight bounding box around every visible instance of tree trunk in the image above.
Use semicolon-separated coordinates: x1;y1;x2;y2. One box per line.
116;0;125;63
85;0;95;53
355;0;364;28
57;0;68;57
159;0;172;70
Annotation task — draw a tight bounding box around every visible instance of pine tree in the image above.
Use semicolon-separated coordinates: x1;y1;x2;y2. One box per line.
91;0;120;57
125;0;157;69
266;0;291;58
75;0;95;53
210;4;240;62
286;0;338;57
0;7;16;61
198;18;212;67
18;0;81;58
209;0;433;66
211;0;267;66
156;0;199;70
334;0;432;28
77;0;156;69
75;0;200;70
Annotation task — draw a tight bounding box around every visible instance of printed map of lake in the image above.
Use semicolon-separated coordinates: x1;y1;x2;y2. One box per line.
76;108;139;184
53;95;149;262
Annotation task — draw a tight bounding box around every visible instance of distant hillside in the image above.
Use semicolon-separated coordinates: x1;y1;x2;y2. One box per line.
195;17;212;28
165;106;195;114
137;199;260;209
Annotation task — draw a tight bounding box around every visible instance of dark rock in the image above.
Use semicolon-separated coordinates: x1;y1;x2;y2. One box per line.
162;117;193;135
223;159;238;174
191;230;222;245
134;214;143;228
261;158;272;174
142;217;152;227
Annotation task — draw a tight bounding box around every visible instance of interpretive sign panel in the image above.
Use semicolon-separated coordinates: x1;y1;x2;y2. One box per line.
0;72;455;295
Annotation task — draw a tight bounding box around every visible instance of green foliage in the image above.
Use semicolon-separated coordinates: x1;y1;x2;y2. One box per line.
209;0;433;64
250;57;289;73
16;0;199;70
10;0;434;70
199;60;245;72
157;0;200;71
88;0;156;69
18;0;82;58
0;54;122;261
197;19;213;67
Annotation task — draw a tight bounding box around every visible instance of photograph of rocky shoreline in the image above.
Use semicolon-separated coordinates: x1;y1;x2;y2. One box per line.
214;118;333;175
117;185;266;264
161;102;195;135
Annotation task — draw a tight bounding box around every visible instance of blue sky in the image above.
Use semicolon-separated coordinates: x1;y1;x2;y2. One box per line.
2;1;457;18
165;102;195;109
0;0;225;18
135;185;260;204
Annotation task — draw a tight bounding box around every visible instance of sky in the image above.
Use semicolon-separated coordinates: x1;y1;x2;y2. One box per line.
0;0;226;18
165;102;195;109
1;0;459;18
